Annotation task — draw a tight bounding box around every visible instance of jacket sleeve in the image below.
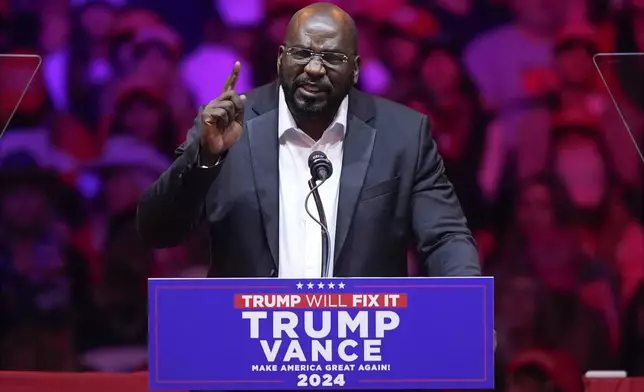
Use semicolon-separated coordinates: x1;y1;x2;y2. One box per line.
136;109;223;248
411;115;482;276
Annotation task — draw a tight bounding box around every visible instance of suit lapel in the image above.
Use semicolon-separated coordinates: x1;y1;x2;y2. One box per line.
334;89;376;267
247;83;280;268
245;84;377;271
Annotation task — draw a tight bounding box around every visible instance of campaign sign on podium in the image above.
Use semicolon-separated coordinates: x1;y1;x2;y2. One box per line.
148;277;494;390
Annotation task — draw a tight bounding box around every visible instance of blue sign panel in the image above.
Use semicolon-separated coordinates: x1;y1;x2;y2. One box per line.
148;277;494;390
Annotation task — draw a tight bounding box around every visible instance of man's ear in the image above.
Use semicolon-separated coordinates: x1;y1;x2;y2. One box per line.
352;55;361;85
277;45;285;75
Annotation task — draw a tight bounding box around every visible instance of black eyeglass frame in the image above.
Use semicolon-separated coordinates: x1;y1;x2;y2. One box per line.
283;46;354;67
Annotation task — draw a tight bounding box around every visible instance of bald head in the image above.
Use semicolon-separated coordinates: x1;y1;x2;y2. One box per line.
284;2;357;54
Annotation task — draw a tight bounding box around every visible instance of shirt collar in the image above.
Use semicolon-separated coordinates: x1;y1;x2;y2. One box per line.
278;86;348;139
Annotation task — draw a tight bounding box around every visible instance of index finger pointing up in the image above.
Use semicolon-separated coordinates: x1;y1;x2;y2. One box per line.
222;61;241;93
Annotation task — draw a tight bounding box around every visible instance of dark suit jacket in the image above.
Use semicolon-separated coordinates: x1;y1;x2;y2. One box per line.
136;82;481;278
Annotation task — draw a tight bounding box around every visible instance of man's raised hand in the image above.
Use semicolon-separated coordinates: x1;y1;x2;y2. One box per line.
200;61;246;164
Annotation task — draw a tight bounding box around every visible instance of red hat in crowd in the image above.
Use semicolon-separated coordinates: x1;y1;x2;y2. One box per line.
555;22;599;50
388;5;440;39
111;8;163;37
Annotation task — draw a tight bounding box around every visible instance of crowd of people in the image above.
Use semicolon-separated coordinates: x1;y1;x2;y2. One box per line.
0;0;643;391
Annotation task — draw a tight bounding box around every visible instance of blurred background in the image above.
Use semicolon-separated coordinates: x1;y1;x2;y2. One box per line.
0;0;643;391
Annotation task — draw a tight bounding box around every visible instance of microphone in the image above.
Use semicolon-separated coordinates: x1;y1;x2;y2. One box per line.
305;151;333;278
308;151;333;181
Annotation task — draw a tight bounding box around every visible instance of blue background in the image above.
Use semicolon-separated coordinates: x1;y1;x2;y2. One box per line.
148;277;494;390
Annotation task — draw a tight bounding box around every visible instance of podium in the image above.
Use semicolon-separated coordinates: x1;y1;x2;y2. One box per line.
148;277;494;390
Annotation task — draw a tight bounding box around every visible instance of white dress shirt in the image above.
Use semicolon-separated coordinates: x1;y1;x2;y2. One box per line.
277;87;348;278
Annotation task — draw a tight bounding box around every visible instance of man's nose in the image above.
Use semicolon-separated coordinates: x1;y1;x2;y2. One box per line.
304;57;326;77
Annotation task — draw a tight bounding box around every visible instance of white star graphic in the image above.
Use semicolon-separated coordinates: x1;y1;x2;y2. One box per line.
317;282;325;289
338;282;345;289
307;282;314;289
296;282;303;289
328;282;335;289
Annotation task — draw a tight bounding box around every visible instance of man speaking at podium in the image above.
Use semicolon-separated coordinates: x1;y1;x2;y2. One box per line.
136;3;481;280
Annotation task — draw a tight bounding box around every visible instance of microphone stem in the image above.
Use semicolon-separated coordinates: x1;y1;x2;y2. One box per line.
307;178;331;278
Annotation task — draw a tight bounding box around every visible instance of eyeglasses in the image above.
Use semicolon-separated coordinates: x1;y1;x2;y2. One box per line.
284;47;350;67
